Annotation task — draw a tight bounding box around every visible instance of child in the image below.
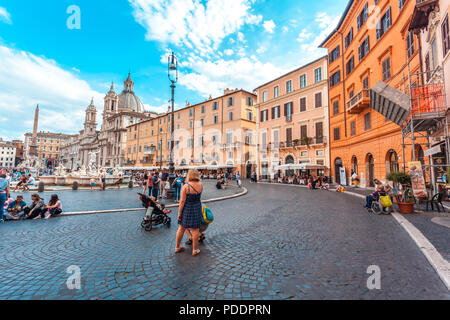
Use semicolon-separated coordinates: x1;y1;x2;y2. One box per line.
90;178;96;191
45;194;63;219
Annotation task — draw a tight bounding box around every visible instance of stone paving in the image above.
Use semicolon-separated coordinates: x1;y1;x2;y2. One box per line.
0;182;449;300
9;180;242;213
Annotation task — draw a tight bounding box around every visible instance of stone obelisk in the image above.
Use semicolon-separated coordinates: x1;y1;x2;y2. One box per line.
29;105;39;157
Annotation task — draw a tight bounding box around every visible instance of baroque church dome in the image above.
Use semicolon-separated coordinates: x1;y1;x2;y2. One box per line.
117;73;145;113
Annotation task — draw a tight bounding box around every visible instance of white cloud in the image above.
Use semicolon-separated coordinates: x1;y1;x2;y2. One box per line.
0;6;11;24
129;0;262;56
282;26;289;33
256;45;266;54
297;29;312;43
263;20;276;33
179;56;287;97
224;49;234;56
0;45;104;139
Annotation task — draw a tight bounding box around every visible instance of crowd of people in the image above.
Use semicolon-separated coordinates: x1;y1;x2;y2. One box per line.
273;174;330;190
0;173;63;223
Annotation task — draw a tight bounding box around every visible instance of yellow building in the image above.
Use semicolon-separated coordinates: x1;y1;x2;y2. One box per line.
125;89;257;177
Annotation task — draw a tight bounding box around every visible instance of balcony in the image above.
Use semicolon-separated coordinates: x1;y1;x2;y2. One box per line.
410;0;439;31
347;89;370;114
141;158;153;164
144;147;156;155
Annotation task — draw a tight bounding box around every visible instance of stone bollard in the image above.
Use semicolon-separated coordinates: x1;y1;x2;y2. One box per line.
72;181;79;191
38;181;45;193
128;180;133;189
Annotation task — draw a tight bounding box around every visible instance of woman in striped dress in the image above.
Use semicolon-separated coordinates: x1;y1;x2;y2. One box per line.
175;169;203;256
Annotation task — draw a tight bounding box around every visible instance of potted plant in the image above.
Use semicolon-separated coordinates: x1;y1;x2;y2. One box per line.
301;136;312;148
386;171;415;214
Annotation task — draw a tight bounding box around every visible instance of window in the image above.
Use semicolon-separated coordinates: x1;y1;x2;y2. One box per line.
274;86;279;98
260;110;269;122
284;102;293;121
300;97;307;112
271;106;280;119
300;125;307;141
301;151;308;157
357;3;368;31
189;109;194;117
376;7;391;40
330;70;341;87
300;74;307;88
425;53;431;81
334;127;340;141
213;115;218;124
333;100;339;115
315;68;322;83
363;77;369;89
358;36;370;61
228;111;233;121
200;119;204;127
286;128;293;145
315;93;322;108
442;15;450;57
286;80;292;93
201;105;205;113
262;91;268;102
346;56;355;75
399;0;406;10
212;102;218;110
364;112;371;130
345;28;353;48
382;57;391;81
247;97;254;106
316;150;324;156
350;121;356;136
247;110;253;121
228;97;234;106
329;45;340;63
316;122;323;142
406;32;415;58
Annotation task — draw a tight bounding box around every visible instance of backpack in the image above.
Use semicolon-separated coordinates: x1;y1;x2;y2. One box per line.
201;207;214;225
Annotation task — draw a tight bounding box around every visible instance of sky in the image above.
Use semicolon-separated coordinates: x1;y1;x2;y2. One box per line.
0;0;348;141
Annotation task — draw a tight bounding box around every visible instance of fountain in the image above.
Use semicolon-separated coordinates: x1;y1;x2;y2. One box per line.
39;150;129;187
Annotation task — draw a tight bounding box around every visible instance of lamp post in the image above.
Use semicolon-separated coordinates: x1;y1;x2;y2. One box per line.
168;51;178;176
167;52;178;199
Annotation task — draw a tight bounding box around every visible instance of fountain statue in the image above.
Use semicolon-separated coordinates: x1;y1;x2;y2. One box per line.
87;150;99;176
55;164;66;177
18;155;44;171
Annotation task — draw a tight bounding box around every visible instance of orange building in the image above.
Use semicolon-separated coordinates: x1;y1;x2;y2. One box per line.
125;89;257;177
320;0;426;187
254;56;330;179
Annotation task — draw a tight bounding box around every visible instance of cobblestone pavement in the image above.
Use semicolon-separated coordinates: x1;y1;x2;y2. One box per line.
9;180;241;213
0;182;449;300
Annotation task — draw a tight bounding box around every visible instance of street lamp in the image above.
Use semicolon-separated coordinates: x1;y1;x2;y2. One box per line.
168;51;178;177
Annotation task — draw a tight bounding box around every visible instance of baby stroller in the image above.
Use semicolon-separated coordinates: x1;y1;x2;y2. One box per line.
138;193;172;231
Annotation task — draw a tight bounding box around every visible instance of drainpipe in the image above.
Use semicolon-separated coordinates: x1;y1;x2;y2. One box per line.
337;30;347;137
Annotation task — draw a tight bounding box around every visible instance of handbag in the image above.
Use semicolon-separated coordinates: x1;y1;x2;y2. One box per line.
380;196;393;208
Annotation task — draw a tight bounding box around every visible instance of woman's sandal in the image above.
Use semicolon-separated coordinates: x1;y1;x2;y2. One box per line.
192;249;201;256
175;247;185;253
185;239;193;245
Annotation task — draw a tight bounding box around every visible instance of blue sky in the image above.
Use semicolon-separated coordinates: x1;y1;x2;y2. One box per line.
0;0;348;140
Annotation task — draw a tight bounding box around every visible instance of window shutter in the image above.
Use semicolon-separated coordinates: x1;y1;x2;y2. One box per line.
271;107;275;119
284;104;287;116
260;111;264;122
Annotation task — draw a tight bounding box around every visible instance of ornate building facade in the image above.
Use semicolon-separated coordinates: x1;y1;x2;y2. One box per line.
61;73;158;169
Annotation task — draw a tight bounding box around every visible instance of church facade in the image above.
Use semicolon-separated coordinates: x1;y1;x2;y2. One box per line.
60;73;158;169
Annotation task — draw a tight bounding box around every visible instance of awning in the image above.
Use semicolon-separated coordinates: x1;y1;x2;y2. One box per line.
274;163;329;171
